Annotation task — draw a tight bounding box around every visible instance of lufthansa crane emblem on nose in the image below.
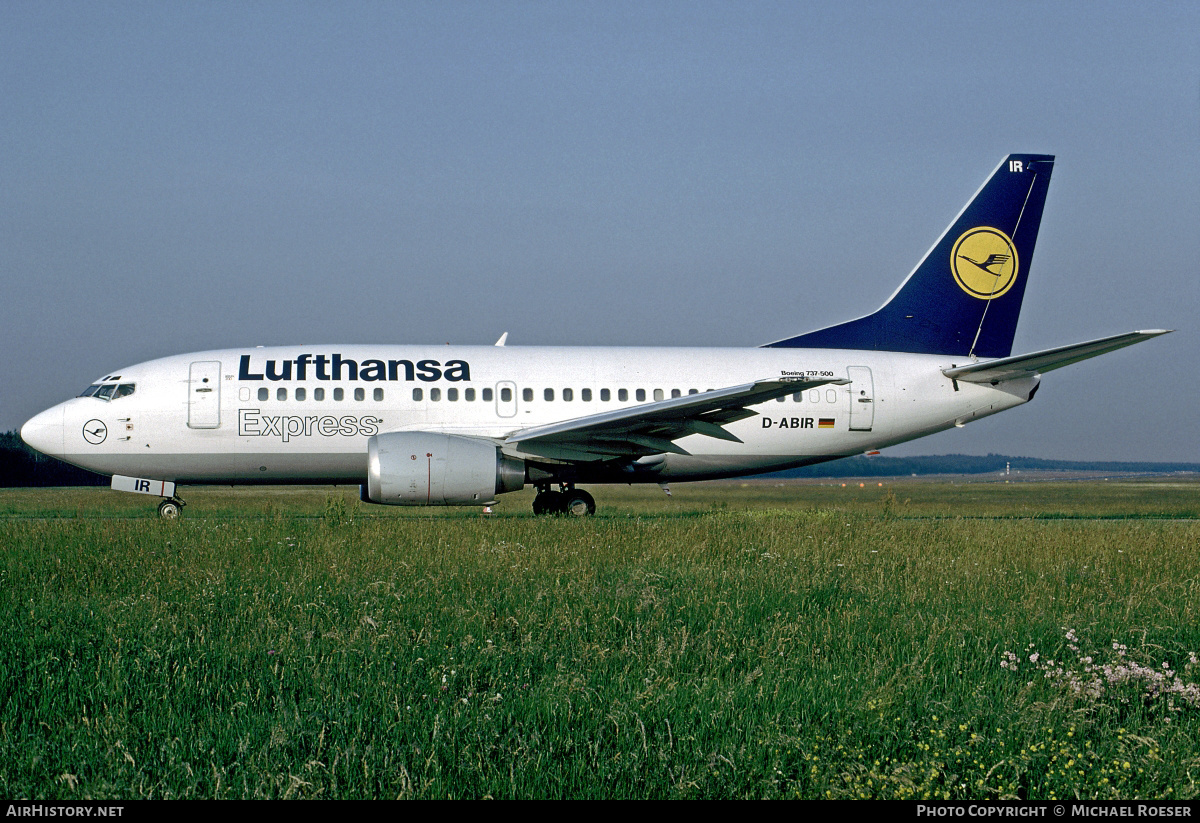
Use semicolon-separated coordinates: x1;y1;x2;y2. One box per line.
82;419;108;445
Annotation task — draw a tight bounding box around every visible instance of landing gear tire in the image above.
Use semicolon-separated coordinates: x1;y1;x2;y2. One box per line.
562;489;596;517
532;490;564;515
158;499;183;519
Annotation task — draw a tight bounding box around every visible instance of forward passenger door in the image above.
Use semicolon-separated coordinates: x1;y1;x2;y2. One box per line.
187;361;222;429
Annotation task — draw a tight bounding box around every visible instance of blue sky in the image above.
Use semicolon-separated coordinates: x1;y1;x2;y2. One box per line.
3;1;1197;461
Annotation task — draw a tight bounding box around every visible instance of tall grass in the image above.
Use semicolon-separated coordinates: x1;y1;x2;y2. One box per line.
1;480;1198;798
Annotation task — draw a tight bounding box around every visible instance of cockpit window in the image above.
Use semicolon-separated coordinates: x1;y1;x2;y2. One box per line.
79;383;135;400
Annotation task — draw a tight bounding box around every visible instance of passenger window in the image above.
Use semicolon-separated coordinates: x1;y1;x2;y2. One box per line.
563;388;573;401
689;389;698;395
544;388;554;401
431;388;441;401
465;388;475;401
793;392;803;402
600;389;610;401
258;387;269;401
448;388;458;401
619;389;629;401
582;388;592;401
483;388;494;401
653;389;664;401
315;388;325;401
334;388;344;401
277;388;287;401
522;388;533;402
777;396;786;402
413;388;423;401
501;388;512;402
635;389;646;402
671;389;681;398
374;388;384;401
296;387;306;401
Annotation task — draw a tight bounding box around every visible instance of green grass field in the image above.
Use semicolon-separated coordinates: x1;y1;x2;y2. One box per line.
2;478;1198;799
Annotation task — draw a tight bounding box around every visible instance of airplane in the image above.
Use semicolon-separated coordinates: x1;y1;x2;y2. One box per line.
19;154;1169;518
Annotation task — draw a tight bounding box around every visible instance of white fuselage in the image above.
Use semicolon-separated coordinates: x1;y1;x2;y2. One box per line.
20;344;1036;487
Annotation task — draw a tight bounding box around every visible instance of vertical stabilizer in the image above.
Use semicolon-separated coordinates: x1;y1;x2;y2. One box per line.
765;154;1054;357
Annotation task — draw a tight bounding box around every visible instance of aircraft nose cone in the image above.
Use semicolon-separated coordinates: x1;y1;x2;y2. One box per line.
20;406;65;457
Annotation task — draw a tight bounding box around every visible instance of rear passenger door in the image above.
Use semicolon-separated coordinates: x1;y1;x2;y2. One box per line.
847;365;874;431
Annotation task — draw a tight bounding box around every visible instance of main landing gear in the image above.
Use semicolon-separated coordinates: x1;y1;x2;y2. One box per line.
532;483;596;517
157;497;186;519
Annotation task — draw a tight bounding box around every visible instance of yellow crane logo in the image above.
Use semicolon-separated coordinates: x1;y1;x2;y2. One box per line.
951;227;1019;299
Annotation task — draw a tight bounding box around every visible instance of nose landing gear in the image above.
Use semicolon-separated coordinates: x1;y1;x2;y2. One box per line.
157;497;186;519
532;483;595;517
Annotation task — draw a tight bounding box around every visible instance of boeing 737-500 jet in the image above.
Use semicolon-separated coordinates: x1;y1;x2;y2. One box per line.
20;155;1169;517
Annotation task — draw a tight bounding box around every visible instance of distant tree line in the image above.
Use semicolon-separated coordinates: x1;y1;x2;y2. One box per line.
770;453;1200;478
0;431;106;487
2;429;1197;488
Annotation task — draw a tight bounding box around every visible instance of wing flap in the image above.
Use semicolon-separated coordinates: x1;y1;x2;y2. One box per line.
505;377;849;460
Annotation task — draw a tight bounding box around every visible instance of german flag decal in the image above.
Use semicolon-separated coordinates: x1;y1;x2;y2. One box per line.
818;418;835;429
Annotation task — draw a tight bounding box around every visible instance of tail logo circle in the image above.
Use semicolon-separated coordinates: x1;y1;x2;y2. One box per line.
951;227;1018;300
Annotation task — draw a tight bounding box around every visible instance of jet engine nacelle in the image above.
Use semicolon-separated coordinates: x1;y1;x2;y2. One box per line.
364;432;525;506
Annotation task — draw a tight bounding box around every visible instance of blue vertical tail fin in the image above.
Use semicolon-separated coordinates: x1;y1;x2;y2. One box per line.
765;154;1054;358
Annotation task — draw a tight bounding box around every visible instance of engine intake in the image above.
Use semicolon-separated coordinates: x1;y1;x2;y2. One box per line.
364;432;525;506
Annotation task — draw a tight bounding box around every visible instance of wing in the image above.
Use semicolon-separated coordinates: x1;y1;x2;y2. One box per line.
504;377;849;462
943;330;1171;384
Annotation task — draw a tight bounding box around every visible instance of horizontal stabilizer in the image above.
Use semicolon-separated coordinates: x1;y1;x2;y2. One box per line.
943;330;1172;384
